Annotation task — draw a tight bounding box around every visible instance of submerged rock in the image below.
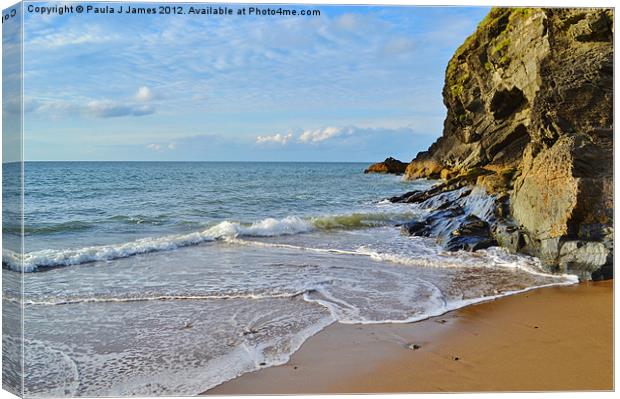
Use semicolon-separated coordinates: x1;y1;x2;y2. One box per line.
400;220;429;236
393;8;613;279
364;157;408;175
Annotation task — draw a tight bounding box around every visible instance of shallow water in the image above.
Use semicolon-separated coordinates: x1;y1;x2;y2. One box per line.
2;162;577;396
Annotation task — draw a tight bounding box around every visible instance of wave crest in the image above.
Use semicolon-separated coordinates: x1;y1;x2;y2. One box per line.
3;212;417;272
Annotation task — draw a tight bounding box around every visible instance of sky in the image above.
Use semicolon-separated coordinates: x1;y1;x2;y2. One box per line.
10;2;489;162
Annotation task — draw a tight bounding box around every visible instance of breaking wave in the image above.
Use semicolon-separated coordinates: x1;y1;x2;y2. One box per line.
3;211;418;272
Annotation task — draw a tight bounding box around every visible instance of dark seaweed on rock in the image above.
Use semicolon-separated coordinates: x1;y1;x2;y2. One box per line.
384;8;614;280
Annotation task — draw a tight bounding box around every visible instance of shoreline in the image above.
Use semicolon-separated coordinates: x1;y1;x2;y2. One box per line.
206;280;613;394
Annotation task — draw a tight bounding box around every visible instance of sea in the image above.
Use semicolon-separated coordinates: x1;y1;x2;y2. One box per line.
1;162;577;396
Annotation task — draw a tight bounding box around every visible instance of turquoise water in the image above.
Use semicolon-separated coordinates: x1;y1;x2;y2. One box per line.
2;162;576;396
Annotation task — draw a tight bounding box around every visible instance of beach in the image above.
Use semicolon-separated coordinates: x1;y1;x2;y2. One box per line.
207;280;613;394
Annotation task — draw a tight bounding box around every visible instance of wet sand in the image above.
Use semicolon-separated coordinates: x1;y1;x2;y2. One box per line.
206;280;613;394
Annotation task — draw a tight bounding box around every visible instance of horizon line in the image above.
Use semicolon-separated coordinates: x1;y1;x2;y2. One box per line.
2;160;387;164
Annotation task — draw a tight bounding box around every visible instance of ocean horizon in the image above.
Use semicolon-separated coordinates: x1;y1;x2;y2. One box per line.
7;161;379;163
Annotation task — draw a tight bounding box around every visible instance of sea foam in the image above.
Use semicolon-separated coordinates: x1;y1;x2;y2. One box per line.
12;225;579;396
3;211;418;272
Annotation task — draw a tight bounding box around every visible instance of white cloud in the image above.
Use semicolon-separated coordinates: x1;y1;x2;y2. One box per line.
25;7;451;117
146;142;176;152
256;125;406;147
249;124;428;161
298;127;346;143
256;133;293;145
256;125;423;148
42;87;160;119
21;6;489;161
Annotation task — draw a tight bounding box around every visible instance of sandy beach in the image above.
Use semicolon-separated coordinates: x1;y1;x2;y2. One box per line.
207;280;613;394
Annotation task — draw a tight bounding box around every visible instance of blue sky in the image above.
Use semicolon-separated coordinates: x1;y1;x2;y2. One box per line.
16;2;489;161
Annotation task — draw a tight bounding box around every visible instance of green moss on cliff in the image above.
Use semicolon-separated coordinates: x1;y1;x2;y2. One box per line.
498;54;511;66
446;8;530;94
511;8;532;19
492;38;511;54
447;67;471;98
450;84;464;97
479;8;511;29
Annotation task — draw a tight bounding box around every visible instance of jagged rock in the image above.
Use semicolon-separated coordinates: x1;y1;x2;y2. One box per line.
511;134;612;240
558;241;609;279
364;157;408;174
440;169;456;180
399;189;496;253
493;192;511;218
388;177;475;205
492;221;524;253
389;190;421;203
403;157;444;179
395;8;613;279
476;170;514;195
568;11;614;42
446;215;496;251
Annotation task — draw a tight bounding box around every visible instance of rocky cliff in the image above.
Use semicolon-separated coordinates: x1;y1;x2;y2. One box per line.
396;8;614;279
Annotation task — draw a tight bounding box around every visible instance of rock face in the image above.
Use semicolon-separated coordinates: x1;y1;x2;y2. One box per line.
400;8;613;279
364;157;408;174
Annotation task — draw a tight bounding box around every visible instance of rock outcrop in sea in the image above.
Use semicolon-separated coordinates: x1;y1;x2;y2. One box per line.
383;8;614;280
364;157;408;174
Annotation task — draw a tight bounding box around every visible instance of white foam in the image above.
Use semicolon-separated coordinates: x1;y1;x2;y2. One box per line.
224;237;362;256
208;216;313;238
16;228;580;396
317;280;578;325
4;211;423;272
3;229;218;272
86;314;336;396
2;216;315;272
229;238;578;282
154;314;336;395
